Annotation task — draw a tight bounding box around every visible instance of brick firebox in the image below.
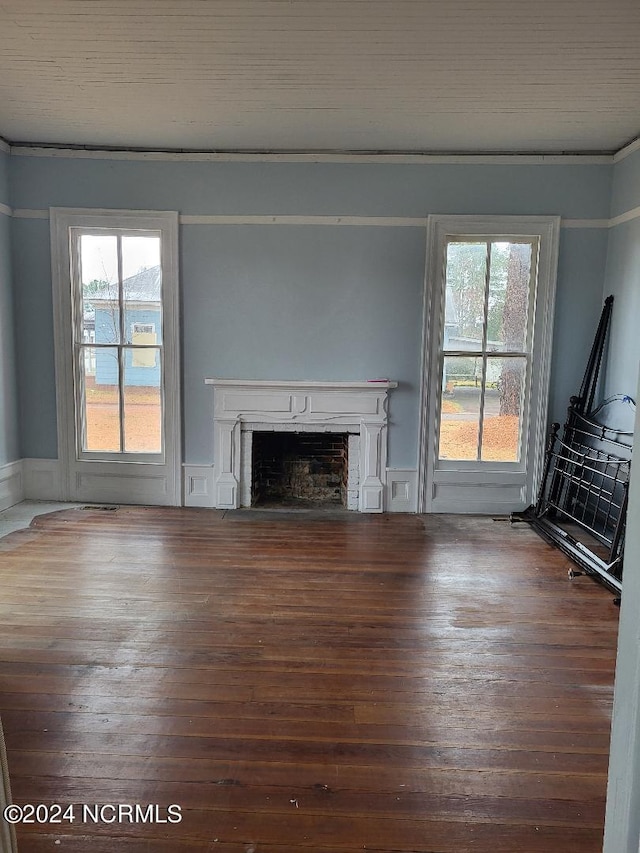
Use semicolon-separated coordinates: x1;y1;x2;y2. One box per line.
251;431;349;507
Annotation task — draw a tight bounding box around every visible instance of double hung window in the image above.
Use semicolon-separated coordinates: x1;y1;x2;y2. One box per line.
420;216;559;514
51;209;180;505
438;237;537;465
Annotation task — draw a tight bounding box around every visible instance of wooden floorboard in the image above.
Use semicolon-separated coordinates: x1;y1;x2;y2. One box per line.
0;506;620;852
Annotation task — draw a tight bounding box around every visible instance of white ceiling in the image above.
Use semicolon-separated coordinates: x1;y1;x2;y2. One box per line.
1;0;639;154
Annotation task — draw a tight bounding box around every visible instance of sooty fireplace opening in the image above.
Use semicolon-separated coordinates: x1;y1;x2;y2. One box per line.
251;432;349;507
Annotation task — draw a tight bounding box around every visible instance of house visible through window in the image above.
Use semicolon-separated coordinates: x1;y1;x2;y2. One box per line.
50;208;181;505
78;235;163;454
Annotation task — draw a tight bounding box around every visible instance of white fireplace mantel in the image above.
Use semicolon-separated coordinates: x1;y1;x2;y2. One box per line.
205;378;397;512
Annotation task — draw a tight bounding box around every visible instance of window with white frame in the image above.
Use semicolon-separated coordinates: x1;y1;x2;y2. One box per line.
51;208;181;506
438;237;537;465
71;229;164;455
420;215;559;514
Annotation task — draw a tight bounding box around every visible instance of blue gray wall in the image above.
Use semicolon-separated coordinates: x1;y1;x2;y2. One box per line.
550;226;610;425
603;148;640;400
8;153;613;467
0;148;19;466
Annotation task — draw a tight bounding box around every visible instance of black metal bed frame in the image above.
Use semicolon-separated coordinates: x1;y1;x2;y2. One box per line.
528;401;632;594
512;296;635;600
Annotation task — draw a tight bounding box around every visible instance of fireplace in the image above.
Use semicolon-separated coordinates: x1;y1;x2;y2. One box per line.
205;379;397;512
251;431;349;507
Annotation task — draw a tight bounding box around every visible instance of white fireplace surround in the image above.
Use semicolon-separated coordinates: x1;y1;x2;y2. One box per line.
205;379;397;512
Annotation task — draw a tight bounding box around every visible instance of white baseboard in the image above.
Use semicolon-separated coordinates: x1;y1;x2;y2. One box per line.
15;460;416;512
386;468;418;512
0;460;24;511
23;458;63;501
183;464;215;507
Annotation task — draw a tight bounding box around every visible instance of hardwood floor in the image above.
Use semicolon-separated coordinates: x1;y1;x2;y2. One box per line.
0;506;620;852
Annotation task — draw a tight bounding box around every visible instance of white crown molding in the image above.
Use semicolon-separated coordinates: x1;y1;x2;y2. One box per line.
561;218;611;229
9;209;424;226
8;207;640;229
613;137;640;164
181;214;426;227
610;205;640;228
12;208;48;219
7;144;613;166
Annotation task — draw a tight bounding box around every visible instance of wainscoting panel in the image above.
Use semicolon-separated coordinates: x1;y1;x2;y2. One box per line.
183;465;215;508
23;458;63;501
385;468;418;512
0;461;24;512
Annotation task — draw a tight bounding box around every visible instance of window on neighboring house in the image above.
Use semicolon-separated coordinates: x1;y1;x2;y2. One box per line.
131;322;157;368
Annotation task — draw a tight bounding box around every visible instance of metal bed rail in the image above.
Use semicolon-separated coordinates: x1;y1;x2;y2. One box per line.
512;298;634;601
544;434;630;548
515;401;633;598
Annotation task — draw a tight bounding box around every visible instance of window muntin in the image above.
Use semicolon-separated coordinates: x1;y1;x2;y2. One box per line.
437;238;538;464
73;229;164;456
